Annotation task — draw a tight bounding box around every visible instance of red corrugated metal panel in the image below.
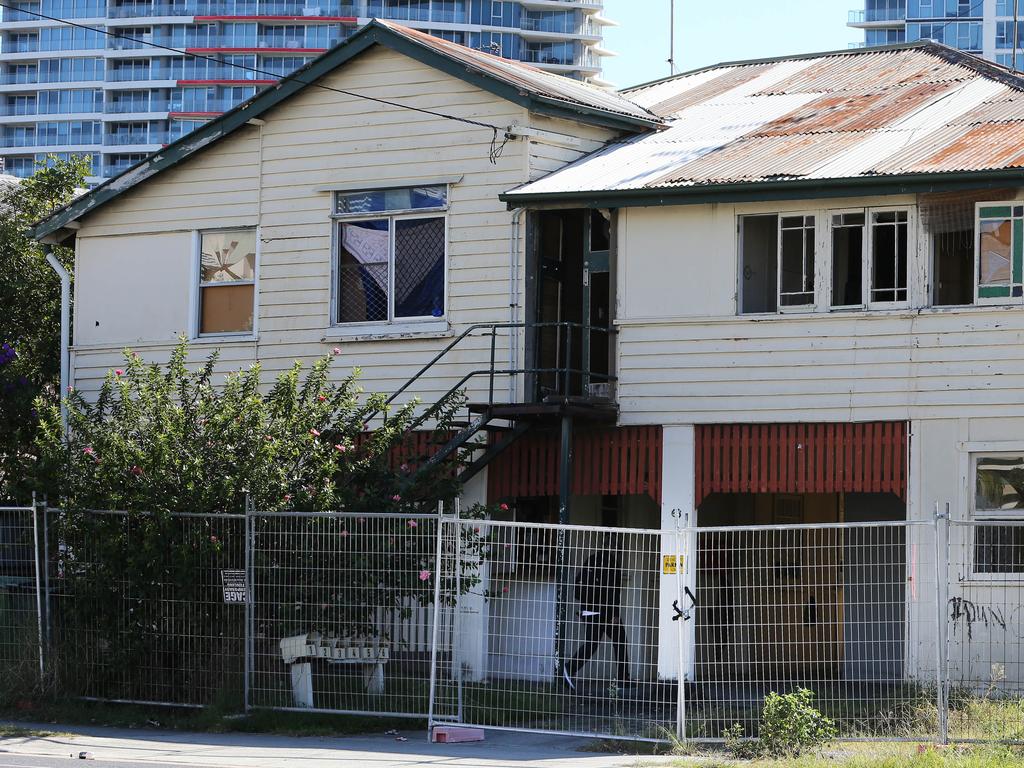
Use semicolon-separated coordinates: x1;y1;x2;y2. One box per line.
488;426;663;504
694;422;906;507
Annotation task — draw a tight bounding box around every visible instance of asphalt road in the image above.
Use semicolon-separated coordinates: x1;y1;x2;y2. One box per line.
0;757;189;768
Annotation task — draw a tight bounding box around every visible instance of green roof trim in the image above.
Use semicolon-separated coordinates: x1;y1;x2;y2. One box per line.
32;20;659;241
500;169;1024;209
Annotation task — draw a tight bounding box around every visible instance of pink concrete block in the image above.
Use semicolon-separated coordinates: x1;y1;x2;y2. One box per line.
431;726;486;743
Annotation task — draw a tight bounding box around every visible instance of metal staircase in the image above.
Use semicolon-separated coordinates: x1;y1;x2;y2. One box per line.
370;322;617;490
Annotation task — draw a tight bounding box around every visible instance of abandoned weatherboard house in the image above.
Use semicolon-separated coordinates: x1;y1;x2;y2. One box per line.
30;25;1024;738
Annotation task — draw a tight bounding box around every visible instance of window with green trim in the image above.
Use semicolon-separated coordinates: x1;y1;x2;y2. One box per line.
976;203;1024;303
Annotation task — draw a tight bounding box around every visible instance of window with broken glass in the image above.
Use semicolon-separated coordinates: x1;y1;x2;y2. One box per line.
197;228;257;336
976;203;1024;305
739;213;817;314
332;185;447;327
972;454;1024;576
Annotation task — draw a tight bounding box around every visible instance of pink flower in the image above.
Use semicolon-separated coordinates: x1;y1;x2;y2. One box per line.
332;347;341;356
114;369;124;377
393;494;402;503
501;586;509;594
474;527;480;534
82;446;94;456
318;395;327;402
130;465;143;477
67;386;74;393
400;463;410;473
210;535;219;544
499;503;509;511
340;530;349;538
418;570;431;582
309;428;320;437
334;443;347;453
407;519;417;528
283;494;292;502
357;517;366;524
265;435;273;442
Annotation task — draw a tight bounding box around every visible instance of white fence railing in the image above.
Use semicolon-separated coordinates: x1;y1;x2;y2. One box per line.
1;506;1022;744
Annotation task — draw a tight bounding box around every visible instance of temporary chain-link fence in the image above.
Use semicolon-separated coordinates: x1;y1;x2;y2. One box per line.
0;504;1022;744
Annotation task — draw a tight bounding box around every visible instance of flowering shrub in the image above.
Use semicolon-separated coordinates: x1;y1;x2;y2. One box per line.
34;340;491;703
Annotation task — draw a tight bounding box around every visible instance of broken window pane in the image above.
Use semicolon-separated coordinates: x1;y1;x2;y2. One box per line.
979;218;1012;287
870;210;908;304
335;185;447;215
338;220;389;323
739;215;778;314
200;229;256;284
394;217;445;319
779;215;815;308
831;212;864;308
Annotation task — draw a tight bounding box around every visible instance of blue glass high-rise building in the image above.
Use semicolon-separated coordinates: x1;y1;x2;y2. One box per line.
0;1;614;183
849;2;1024;64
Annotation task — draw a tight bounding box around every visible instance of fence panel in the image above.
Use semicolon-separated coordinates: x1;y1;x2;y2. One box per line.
0;505;42;698
946;519;1024;742
430;519;674;741
45;509;246;707
688;520;940;742
248;510;453;718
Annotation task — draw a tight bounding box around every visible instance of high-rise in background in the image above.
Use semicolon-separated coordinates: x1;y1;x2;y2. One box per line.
0;1;613;183
850;1;1022;65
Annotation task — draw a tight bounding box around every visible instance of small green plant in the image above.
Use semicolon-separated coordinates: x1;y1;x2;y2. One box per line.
722;722;757;759
757;688;837;758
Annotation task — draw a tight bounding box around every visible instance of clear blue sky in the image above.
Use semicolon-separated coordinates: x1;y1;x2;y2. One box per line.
602;0;861;88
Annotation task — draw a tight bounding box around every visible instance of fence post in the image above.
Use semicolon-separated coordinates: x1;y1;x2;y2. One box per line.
31;492;44;683
244;494;254;713
933;501;949;745
41;500;51;653
454;497;464;724
427;500;446;740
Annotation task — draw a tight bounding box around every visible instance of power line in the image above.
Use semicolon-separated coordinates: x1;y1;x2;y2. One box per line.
0;3;514;155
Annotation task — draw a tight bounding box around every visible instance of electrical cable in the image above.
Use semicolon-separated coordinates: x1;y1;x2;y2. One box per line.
0;3;515;160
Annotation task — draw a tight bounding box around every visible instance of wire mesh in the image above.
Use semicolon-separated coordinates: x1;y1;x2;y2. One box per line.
689;520;940;741
45;509;246;707
248;510;460;718
946;518;1024;742
0;505;41;696
430;519;674;741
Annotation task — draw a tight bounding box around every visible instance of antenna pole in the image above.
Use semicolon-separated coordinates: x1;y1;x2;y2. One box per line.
668;0;677;76
1015;0;1020;73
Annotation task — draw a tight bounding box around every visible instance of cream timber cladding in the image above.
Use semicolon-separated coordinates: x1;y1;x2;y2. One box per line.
67;44;617;405
615;196;1024;426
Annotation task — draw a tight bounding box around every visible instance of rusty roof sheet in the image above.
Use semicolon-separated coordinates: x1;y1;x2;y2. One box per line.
376;20;661;125
506;42;1024;199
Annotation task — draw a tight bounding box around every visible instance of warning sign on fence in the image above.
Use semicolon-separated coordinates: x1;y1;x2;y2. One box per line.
220;569;247;603
662;555;684;575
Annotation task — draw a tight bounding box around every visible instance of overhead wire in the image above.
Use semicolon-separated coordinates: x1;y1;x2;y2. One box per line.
0;3;515;161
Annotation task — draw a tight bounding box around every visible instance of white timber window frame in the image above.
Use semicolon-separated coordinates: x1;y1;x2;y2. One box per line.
969;452;1024;581
190;226;260;341
975;201;1024;306
329;184;450;337
824;206;914;311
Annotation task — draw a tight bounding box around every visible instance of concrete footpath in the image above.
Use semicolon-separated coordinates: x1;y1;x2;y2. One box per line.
0;723;667;768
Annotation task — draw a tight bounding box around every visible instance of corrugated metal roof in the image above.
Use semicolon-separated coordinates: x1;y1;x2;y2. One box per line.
507;42;1024;200
376;21;660;125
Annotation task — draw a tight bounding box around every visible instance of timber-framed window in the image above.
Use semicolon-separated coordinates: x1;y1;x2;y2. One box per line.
975;203;1024;304
972;454;1024;577
331;185;448;328
196;227;257;337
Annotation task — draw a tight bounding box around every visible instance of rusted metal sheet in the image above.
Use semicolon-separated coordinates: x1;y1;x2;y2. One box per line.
380;21;660;124
694;422;907;507
487;426;663;503
507;43;1024;200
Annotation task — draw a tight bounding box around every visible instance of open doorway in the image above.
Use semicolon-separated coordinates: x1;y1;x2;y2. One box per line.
529;209;613;401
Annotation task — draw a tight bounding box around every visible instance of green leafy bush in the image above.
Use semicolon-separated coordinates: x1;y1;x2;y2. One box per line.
757;688;837;757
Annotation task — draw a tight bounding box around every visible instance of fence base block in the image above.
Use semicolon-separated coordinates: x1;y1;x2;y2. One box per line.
431;726;485;743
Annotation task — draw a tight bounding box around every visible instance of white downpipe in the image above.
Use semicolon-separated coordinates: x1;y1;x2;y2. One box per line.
45;248;70;433
508;208;525;404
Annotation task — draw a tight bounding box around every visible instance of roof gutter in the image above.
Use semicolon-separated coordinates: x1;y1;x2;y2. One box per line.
500;168;1024;209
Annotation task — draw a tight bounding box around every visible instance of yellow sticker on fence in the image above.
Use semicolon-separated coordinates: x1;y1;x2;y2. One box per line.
663;555;683;574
